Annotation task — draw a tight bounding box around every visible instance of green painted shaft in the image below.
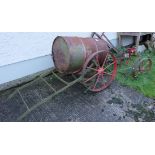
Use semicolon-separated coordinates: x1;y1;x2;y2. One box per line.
17;76;82;121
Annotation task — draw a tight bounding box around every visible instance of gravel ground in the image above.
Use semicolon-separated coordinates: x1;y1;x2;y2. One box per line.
0;76;154;122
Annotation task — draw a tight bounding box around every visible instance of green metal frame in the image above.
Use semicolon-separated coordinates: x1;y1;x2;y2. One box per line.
7;69;82;121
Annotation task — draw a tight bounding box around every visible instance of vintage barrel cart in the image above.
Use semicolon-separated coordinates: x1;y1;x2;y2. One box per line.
8;36;117;121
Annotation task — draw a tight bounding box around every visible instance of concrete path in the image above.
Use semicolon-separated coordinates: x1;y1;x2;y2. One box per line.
0;76;154;122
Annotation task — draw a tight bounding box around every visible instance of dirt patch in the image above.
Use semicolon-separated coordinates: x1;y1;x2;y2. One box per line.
126;103;155;122
107;97;124;105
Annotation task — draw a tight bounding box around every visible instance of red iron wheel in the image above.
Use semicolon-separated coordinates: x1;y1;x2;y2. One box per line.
82;50;117;92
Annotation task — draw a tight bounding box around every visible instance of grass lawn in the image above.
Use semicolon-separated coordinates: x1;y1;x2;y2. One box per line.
116;51;155;98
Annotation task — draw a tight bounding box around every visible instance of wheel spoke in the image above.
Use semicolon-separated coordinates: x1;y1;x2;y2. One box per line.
101;74;106;87
100;73;104;81
102;53;108;68
84;73;98;83
104;62;115;70
92;59;99;67
104;72;112;76
101;73;104;79
95;55;101;67
93;74;100;90
140;61;150;71
143;62;149;68
86;67;97;71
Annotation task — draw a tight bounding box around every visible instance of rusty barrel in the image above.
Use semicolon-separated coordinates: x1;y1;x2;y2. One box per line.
52;36;109;73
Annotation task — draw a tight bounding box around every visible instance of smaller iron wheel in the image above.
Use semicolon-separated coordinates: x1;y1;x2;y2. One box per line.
139;58;152;73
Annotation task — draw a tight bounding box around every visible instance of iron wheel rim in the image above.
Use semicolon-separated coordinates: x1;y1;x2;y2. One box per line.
82;50;117;92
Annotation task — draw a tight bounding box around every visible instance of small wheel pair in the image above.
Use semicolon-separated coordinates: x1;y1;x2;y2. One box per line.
131;57;152;78
82;50;117;92
139;58;152;73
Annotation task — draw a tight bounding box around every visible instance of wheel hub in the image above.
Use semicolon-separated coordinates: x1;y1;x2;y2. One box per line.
97;67;104;74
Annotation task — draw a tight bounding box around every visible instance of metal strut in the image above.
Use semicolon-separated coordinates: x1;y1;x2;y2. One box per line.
91;32;119;54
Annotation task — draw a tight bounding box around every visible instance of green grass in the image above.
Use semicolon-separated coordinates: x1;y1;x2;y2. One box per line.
116;51;155;98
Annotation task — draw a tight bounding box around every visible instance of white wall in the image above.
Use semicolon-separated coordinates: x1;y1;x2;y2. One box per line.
0;55;52;85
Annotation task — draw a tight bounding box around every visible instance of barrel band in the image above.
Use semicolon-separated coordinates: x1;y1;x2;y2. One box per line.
78;38;87;62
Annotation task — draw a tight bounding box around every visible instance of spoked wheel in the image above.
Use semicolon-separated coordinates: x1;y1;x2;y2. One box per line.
139;58;152;73
82;50;117;92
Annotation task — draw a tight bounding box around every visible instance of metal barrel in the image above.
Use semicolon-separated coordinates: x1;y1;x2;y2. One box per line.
52;36;109;73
